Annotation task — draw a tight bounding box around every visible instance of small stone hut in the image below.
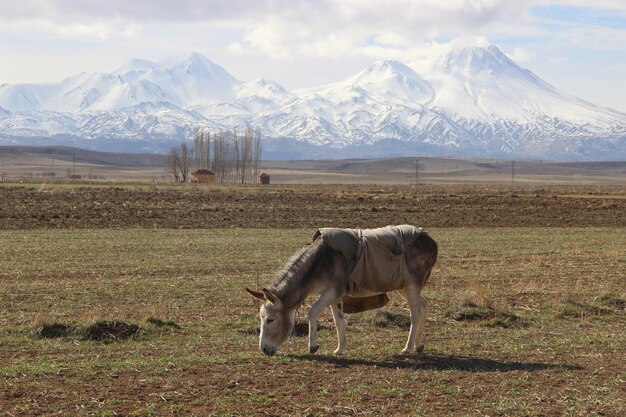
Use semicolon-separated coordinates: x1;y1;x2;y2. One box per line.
191;169;216;183
259;172;270;185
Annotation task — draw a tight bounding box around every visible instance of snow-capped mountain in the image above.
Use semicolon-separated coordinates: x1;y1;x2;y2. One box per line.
1;43;625;160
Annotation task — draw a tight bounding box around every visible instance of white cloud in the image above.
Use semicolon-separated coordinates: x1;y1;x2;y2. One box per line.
1;0;625;112
509;47;536;63
0;0;533;57
3;0;624;63
226;42;255;56
2;16;140;40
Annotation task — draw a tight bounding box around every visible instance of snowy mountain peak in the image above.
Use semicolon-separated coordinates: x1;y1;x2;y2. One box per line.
439;43;516;74
159;52;239;82
1;47;625;160
235;78;294;109
362;59;418;77
338;59;434;104
245;78;289;95
112;58;159;75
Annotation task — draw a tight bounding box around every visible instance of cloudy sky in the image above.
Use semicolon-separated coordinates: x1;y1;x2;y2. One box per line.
1;0;625;111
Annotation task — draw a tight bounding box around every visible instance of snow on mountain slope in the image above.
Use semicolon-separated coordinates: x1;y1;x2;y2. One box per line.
0;83;46;112
0;53;243;113
409;40;623;127
265;60;436;145
234;79;296;114
1;44;625;160
298;60;434;106
257;41;626;158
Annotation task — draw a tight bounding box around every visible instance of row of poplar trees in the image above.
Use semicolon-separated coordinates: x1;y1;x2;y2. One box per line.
167;127;263;184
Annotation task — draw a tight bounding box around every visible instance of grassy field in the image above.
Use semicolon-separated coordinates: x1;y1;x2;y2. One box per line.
1;227;624;415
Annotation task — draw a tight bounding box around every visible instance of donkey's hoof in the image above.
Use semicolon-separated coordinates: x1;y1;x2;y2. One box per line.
333;348;346;355
309;345;319;354
416;344;425;353
401;348;413;355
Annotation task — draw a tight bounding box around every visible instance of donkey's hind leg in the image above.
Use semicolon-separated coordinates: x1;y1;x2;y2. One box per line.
330;302;347;354
397;286;427;354
414;296;428;352
308;288;339;354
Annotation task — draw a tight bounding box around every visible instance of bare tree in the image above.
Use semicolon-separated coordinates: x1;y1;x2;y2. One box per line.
194;130;202;169
203;129;211;170
253;129;262;184
239;128;250;184
203;127;262;184
212;132;226;182
179;142;193;183
166;143;194;182
167;147;182;182
193;128;211;170
232;135;238;182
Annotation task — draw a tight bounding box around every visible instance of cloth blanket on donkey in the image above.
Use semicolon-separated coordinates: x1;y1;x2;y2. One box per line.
312;225;424;313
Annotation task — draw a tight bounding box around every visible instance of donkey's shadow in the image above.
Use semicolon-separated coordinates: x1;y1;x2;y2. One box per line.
288;352;583;373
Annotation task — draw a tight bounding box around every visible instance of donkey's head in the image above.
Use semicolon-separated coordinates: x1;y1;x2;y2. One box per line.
246;288;295;356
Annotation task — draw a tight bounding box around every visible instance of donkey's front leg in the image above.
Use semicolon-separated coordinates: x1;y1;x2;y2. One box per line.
330;302;347;354
308;288;338;354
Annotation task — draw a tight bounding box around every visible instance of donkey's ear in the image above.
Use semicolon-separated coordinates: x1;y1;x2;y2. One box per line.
262;288;279;304
245;287;266;301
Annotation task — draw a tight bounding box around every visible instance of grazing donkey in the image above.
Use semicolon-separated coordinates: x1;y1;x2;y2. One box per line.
246;225;437;356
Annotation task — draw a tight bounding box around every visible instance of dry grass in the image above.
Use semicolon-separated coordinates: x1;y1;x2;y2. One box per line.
0;227;624;415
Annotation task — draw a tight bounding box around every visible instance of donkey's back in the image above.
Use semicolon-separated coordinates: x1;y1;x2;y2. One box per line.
314;225;436;297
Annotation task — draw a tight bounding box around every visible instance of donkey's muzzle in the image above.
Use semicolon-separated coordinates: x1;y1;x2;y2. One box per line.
261;345;276;356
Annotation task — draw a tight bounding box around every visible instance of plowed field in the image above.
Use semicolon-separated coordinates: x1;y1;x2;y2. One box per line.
1;184;624;229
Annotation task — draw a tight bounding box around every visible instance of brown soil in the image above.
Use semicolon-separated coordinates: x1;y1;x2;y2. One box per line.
1;184;625;229
31;323;73;339
83;321;140;341
597;296;626;310
448;302;522;327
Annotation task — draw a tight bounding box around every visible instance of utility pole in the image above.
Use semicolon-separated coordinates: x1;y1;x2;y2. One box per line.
415;159;419;184
511;160;515;185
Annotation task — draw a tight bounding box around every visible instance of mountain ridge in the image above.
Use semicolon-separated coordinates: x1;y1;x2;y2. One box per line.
1;42;625;161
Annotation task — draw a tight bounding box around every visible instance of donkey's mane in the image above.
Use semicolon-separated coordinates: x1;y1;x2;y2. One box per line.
270;238;325;304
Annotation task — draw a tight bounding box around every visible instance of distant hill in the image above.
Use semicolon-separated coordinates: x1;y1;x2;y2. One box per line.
1;146;624;183
263;157;626;176
0;146;165;167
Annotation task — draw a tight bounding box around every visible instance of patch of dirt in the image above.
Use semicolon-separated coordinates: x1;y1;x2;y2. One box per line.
29;319;179;341
449;302;522;327
83;321;140;341
31;323;73;339
146;317;181;329
1;184;625;229
372;310;411;329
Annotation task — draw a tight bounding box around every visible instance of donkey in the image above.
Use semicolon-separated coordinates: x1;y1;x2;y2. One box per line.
246;225;438;356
